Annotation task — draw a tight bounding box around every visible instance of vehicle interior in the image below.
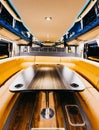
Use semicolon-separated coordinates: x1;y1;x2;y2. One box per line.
0;0;99;130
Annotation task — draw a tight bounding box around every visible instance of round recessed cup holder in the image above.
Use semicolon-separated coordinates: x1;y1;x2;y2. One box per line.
15;84;24;88
70;83;79;88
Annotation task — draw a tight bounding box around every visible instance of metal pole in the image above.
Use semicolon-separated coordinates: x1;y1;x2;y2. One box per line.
46;91;49;109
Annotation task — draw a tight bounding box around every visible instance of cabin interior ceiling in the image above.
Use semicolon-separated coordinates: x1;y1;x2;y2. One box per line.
11;0;86;44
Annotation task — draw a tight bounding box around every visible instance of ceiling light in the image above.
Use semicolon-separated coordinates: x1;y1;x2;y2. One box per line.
45;17;52;21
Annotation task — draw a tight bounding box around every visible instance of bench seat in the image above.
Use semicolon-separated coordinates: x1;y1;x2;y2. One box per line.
0;56;99;129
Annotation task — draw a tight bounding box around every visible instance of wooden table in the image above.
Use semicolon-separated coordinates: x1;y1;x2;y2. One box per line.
9;64;85;91
9;65;85;128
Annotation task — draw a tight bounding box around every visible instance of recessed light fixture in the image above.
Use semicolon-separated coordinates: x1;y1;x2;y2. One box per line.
45;16;52;21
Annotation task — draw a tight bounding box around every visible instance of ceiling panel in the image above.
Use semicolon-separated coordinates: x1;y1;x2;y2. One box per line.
11;0;87;43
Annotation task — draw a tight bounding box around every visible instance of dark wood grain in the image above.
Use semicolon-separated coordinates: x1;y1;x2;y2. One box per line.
59;92;88;130
6;92;37;130
5;91;89;130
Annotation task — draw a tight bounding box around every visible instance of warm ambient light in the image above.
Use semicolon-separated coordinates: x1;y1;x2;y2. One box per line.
45;16;52;21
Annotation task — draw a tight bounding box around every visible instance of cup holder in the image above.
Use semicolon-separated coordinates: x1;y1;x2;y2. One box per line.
15;84;23;88
70;83;79;88
65;105;85;126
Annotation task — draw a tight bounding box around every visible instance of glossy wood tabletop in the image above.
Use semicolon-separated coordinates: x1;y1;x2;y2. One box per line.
9;64;85;91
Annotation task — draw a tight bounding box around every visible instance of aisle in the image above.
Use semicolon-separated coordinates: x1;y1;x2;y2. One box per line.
31;92;64;128
5;92;89;130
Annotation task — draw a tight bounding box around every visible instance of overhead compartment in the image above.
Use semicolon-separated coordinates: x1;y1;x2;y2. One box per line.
0;0;21;21
0;1;33;44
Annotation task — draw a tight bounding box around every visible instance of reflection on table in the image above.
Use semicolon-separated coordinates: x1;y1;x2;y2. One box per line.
9;64;85;91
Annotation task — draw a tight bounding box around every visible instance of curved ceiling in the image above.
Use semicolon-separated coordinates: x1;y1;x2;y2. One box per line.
11;0;87;43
